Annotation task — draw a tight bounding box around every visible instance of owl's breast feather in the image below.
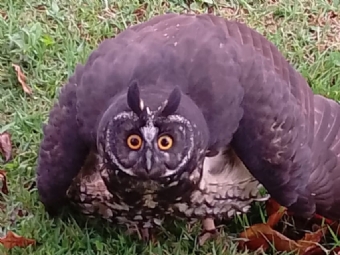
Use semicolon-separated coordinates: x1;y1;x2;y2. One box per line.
173;148;269;219
66;148;269;226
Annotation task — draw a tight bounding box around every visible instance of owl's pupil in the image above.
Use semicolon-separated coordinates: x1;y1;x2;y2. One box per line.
131;138;140;146
161;138;169;147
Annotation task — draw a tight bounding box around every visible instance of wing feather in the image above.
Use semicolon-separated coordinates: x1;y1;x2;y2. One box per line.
199;14;317;216
308;95;340;219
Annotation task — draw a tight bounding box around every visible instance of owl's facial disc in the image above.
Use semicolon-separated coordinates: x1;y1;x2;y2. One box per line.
103;109;195;180
101;82;202;181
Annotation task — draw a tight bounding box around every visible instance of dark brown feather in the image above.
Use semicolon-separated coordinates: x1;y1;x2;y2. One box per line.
307;95;340;219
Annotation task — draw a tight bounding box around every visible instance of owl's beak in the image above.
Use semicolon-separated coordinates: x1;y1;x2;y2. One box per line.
145;149;153;172
137;149;162;180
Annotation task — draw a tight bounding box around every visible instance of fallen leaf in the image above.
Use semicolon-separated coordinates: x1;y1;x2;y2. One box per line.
265;198;283;216
267;208;286;228
24;181;36;191
0;170;8;195
239;222;301;252
0;231;36;249
0;9;7;20
238;206;331;255
303;246;340;255
297;225;328;254
133;3;148;20
266;199;340;236
239;222;327;254
11;64;32;95
33;4;47;11
0;202;6;212
0;132;12;162
239;198;340;254
312;213;335;226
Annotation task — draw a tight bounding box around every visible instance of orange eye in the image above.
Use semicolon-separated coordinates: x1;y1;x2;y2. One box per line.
127;134;143;150
157;135;173;151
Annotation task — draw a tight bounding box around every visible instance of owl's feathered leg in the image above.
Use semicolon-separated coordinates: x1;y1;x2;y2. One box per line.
198;218;218;246
141;228;152;242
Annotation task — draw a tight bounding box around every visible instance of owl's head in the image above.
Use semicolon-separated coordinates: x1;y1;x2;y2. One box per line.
97;82;209;182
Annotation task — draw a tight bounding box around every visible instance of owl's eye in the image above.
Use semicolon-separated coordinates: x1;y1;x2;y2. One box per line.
157;135;173;151
127;134;143;150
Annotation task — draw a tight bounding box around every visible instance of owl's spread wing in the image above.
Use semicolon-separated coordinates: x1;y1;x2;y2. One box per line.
202;15;340;219
230;55;315;216
36;65;90;214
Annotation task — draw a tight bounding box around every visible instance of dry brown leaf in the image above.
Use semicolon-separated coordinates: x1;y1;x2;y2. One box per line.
265;199;336;225
311;213;335;226
0;9;7;20
24;181;36;191
266;199;339;235
133;3;148;20
239;209;287;251
238;200;332;255
265;198;283;216
0;202;6;212
0;231;36;249
239;221;327;254
0;170;8;195
239;221;300;252
267;207;286;228
34;4;47;11
11;64;32;95
298;226;328;254
303;246;340;255
0;132;12;163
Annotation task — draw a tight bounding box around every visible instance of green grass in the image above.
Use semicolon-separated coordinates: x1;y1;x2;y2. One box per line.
0;0;340;254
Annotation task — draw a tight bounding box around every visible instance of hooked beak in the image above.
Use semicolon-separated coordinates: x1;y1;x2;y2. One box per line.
136;148;163;180
145;149;153;172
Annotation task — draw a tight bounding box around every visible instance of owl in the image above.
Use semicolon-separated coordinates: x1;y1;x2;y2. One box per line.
36;13;340;244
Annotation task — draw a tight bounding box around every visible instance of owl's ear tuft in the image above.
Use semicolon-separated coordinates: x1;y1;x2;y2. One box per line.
127;80;143;116
161;86;181;117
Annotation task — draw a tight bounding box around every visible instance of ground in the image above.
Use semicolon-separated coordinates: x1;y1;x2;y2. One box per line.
0;0;339;254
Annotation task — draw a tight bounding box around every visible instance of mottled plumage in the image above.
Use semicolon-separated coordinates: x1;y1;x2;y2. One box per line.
36;13;340;243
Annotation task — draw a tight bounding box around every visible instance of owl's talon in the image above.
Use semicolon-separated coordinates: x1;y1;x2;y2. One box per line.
125;226;157;243
142;228;158;244
141;228;150;241
198;218;218;246
198;228;218;246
